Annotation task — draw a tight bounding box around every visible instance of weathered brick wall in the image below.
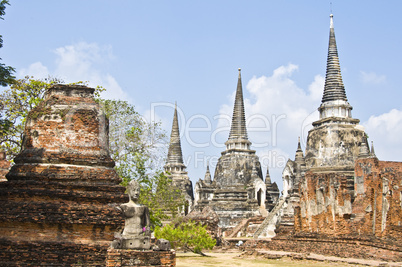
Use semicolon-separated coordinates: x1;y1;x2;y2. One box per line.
0;85;127;266
296;157;402;242
296;172;353;235
354;158;402;239
0;239;109;266
106;249;176;267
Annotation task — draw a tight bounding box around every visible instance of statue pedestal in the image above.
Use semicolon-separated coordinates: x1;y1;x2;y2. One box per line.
121;237;150;249
106;248;176;267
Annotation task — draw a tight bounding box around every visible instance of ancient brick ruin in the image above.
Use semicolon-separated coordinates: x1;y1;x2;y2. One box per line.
296;157;402;240
0;12;401;266
285;15;401;243
252;14;402;262
0;84;127;266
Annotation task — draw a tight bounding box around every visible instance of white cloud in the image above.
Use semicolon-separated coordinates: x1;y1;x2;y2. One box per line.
360;71;386;84
363;109;402;161
19;42;128;101
53;42;127;100
18;62;50;79
308;75;325;101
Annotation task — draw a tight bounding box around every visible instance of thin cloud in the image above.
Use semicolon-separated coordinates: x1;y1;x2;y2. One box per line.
18;42;128;101
19;62;50;79
53;42;127;100
363;109;402;161
360;71;386;84
308;75;325;101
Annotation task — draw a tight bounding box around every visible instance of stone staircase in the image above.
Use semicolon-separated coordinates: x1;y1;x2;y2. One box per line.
260;205;268;217
253;196;287;238
227;218;251;238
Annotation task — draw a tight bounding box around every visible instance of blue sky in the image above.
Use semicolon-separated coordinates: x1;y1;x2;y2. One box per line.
2;1;402;192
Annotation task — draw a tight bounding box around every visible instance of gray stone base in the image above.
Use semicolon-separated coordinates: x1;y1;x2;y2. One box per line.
106;248;176;267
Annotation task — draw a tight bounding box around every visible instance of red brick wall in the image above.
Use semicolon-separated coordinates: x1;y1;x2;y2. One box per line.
354;158;402;238
296;157;402;242
296;172;353;235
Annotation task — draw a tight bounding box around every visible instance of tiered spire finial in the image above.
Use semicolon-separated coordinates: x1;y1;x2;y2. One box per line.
294;137;306;184
321;14;348;103
228;68;248;141
358;136;370;158
265;168;271;184
296;137;302;152
166;102;184;166
295;137;305;161
204;161;212;184
370;141;377;158
316;13;355;123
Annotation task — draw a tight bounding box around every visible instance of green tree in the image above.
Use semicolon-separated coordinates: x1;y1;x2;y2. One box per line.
139;171;186;228
0;0;15;86
99;99;185;227
99;99;166;186
154;219;216;256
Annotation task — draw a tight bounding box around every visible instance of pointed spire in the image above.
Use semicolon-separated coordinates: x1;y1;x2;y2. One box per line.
295;137;305;162
224;69;252;152
265;168;271;184
296;137;302;152
166;102;184;167
370;141;377;158
294;137;306;181
228;68;248;141
358;135;370;158
321;14;348;103
204;161;212;184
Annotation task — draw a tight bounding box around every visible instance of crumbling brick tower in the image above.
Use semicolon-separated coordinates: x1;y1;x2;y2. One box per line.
0;84;127;266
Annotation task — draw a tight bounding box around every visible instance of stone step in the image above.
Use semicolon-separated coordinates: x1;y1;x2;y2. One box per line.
253;196;287;238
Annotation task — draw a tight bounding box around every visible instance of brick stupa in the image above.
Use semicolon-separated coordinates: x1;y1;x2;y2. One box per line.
0;84;127;266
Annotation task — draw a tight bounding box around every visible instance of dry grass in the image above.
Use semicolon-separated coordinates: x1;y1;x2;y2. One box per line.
176;252;360;267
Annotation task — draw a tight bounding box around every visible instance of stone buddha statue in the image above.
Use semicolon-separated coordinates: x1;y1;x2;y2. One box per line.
118;179;151;249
